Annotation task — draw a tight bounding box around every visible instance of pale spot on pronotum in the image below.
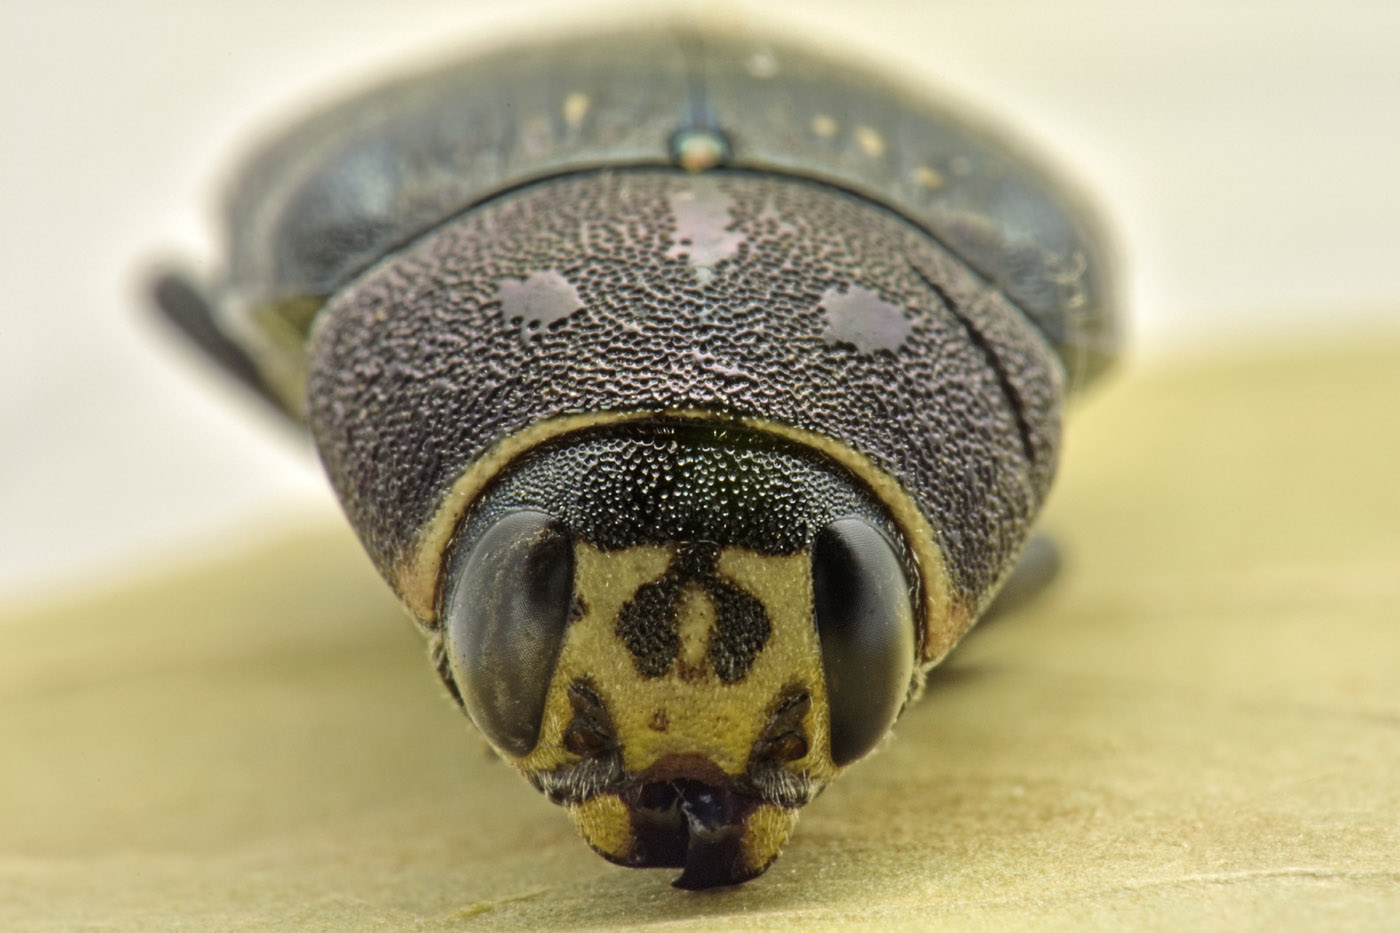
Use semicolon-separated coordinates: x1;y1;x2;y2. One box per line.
562;91;590;127
811;114;839;138
912;165;945;190
667;182;745;269
818;284;913;354
746;48;778;78
496;270;585;341
855;125;886;158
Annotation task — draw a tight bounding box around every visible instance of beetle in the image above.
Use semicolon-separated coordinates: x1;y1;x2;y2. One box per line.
153;26;1116;889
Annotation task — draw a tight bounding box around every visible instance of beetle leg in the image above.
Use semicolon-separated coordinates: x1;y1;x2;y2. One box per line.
151;270;292;418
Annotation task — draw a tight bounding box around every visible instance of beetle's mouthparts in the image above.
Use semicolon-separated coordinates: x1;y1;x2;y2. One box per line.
630;779;761;889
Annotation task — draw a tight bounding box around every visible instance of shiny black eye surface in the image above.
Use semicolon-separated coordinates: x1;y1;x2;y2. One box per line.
443;509;574;757
812;517;916;767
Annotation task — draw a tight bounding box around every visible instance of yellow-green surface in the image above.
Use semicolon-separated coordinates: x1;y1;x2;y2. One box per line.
3;340;1398;930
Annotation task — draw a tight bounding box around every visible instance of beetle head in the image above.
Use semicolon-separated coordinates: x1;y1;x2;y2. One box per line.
437;422;917;886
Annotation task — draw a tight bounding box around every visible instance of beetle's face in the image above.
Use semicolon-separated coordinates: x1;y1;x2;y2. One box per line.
438;433;917;887
520;542;835;888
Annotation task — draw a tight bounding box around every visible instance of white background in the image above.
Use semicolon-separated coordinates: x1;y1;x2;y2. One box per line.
2;0;1398;605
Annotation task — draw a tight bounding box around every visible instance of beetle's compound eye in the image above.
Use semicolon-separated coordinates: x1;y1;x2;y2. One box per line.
443;509;574;757
812;517;916;766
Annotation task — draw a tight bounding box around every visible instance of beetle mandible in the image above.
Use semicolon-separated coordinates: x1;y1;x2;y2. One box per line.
154;27;1117;889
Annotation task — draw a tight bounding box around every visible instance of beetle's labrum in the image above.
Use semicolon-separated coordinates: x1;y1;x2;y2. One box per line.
154;27;1117;889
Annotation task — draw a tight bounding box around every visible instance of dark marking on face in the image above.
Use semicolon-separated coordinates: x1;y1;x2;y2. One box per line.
561;680;621;759
615;542;773;683
743;688;818;809
615;575;682;678
703;577;770;683
496;269;585;341
752;689;810;763
818;283;912;354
